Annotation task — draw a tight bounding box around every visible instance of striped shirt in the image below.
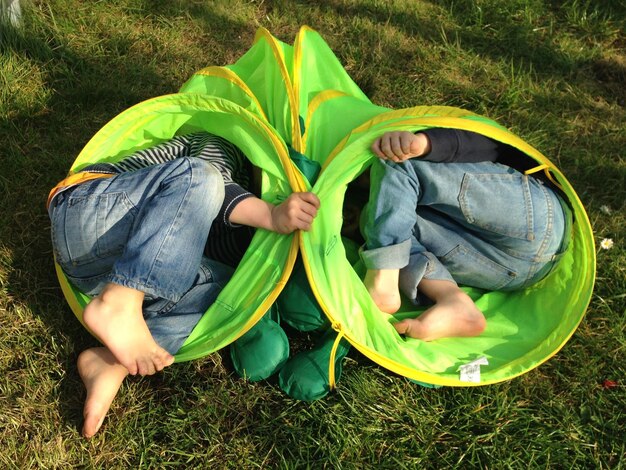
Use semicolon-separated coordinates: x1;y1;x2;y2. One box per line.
82;132;255;267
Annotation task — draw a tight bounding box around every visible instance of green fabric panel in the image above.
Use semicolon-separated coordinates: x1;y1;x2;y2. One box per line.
176;229;294;361
304;94;388;167
306;105;492;167
274;34;295;86
226;31;295;145
72;94;289;188
296;27;370;118
296;28;371;111
178;69;265;118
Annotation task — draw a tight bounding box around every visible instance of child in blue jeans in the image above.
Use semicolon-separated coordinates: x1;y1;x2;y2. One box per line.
362;129;570;341
48;132;320;437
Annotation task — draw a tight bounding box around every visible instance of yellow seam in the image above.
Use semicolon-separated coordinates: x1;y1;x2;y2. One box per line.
544;169;564;191
254;115;306;192
525;164;564;191
255;28;302;152
328;324;345;390
47;173;114;208
292;25;317;154
293;28;305;142
192;66;268;121
320;134;352;172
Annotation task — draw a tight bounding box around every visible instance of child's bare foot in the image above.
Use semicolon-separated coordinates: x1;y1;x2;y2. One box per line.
364;269;402;314
77;347;129;438
393;280;486;341
83;283;174;376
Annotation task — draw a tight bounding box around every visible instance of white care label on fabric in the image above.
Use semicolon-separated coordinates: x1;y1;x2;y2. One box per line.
458;356;489;383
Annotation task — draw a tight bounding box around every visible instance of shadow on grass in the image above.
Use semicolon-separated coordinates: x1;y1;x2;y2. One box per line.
0;2;255;311
0;3;258;435
301;0;625;107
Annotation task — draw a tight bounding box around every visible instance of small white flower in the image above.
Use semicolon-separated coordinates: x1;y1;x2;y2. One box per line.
600;238;614;250
600;205;612;215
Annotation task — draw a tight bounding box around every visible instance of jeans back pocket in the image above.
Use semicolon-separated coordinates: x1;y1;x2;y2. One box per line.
459;172;535;241
63;191;136;267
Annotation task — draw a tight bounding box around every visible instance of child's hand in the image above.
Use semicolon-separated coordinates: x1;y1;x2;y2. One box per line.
371;131;431;162
271;192;320;233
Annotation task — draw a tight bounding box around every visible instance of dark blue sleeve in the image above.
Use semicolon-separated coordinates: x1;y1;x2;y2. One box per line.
420;128;501;163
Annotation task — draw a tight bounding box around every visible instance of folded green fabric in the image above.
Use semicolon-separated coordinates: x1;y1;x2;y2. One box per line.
278;329;351;401
230;306;289;382
277;258;329;332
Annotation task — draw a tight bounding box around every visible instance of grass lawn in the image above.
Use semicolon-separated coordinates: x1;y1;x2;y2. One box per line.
1;0;624;468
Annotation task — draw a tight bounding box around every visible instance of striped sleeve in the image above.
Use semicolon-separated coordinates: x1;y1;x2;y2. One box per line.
78;131;258;267
191;133;254;227
81;132;255;226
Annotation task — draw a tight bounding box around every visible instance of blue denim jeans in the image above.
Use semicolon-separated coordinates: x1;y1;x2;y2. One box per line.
49;157;234;354
361;159;570;303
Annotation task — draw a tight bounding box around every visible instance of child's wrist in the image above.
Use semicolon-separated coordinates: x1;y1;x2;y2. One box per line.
267;203;280;232
414;132;431;157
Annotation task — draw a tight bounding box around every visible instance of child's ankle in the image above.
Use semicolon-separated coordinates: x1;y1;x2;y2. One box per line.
364;269;401;314
365;268;399;288
98;283;143;308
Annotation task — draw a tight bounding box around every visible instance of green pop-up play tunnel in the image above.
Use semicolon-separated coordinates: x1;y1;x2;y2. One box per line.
54;26;595;389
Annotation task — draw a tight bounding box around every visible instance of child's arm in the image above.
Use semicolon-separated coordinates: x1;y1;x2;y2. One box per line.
229;192;320;234
371;131;431;162
372;129;503;163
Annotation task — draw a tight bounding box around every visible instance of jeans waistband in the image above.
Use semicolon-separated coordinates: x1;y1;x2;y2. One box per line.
47;171;114;209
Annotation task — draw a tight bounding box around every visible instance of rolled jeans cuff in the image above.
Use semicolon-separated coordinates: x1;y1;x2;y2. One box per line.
360;239;412;270
108;274;184;303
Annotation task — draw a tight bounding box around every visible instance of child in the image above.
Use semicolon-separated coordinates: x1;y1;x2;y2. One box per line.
48;132;320;437
362;129;571;341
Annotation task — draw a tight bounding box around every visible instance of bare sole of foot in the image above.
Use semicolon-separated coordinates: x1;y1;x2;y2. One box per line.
78;347;129;438
83;285;174;375
393;291;486;341
364;269;402;314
